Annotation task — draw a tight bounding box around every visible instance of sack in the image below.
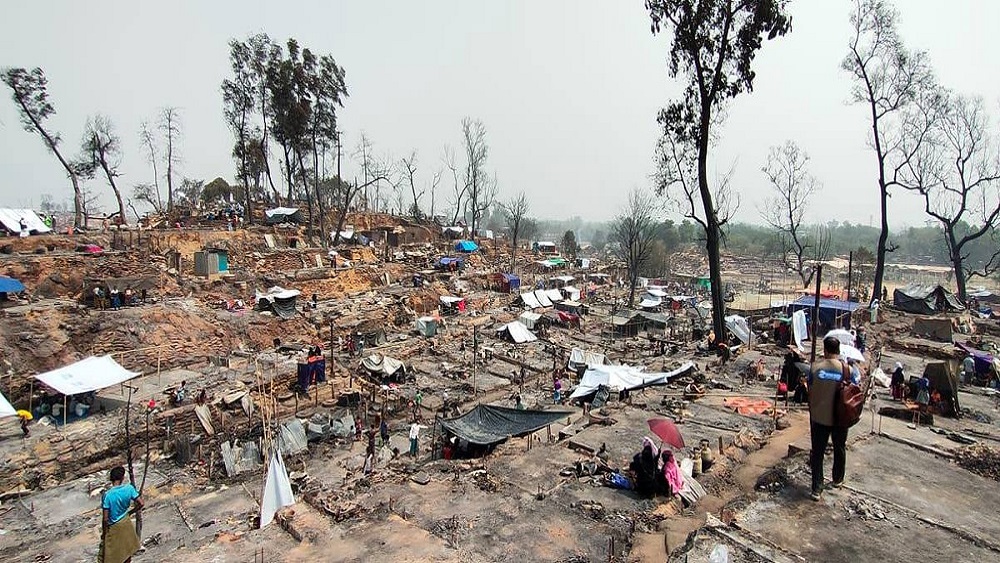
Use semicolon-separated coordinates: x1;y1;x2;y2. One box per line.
835;361;864;428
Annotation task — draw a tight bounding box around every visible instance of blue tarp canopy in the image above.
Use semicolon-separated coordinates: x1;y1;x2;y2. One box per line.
455;240;479;253
499;273;521;289
438;256;464;267
789;296;865;313
0;276;26;293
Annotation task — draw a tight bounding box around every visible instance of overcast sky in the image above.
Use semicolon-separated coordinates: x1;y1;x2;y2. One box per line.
1;1;998;227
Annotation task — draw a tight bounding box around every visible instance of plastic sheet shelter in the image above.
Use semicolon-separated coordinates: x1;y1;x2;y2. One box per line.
0;276;26;294
568;348;606;371
439;404;573;446
922;361;961;416
436;256;464;270
789;296;864;331
544;289;564;303
0;391;15;418
496;321;537;343
519;311;541;329
0;208;50;235
495;273;521;293
520;291;543;310
455;240;479;253
570;362;695;400
34;355;141;396
361;354;407;377
263;207;303;224
255;287;300;319
415;316;438;337
562;285;581;301
894;284;964;315
724;315;752;345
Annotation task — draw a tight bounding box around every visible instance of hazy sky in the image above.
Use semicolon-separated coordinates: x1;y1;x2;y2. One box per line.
1;1;998;227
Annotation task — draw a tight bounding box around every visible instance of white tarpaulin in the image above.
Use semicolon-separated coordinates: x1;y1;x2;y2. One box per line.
498;321;537;343
440;295;464;304
521;292;542;309
724;314;752;345
0;208;51;234
562;286;581;301
519;311;541;329
646;288;667;298
264;207;300;218
0;391;15;418
534;290;553;307
570;362;695;399
639;297;662;309
259;450;295;528
255;286;301;304
792;310;808;351
544;289;564;303
567;348;606;370
34;355;141;396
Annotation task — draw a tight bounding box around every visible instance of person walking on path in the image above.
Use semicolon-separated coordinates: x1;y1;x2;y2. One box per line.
806;336;858;501
99;466;144;563
408;422;426;457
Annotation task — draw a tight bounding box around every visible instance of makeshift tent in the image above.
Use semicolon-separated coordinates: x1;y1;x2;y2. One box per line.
639;296;662;309
562;285;581;301
519;311;542;329
35;355;140;396
264;207;302;224
497;321;537;343
611;311;646;336
534;290;553;307
922;361;961;416
455;240;479;253
724;315;752;345
520;291;543;310
0;208;50;235
570;362;695;399
439;295;466;313
442;226;465;238
415;316;438;337
0;276;26;294
259;450;295;528
436;256;464;270
955;342;997;379
361;354;407;378
255;287;300;319
968;289;1000;304
556;300;583;315
533;241;558;254
894;284;964;315
568;348;606;371
0;391;15;418
544;289;564;303
439;404;573;446
496;273;521;293
789;296;864;330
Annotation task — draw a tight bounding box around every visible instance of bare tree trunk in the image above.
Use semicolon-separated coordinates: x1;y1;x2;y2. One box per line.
15;96;82;227
296;150;314;245
98;153;126;222
698;109;726;340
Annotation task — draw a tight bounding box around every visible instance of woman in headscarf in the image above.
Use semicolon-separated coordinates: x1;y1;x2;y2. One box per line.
660;450;685;496
890;362;906;401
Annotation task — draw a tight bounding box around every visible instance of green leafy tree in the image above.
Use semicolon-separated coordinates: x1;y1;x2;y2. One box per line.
646;0;791;338
562;230;578;260
201;177;233;206
2;67;84;227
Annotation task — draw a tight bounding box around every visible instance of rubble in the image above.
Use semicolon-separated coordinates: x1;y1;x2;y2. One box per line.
954;444;1000;481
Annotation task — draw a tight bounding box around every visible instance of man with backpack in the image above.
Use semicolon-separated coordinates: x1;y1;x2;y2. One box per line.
806;336;859;501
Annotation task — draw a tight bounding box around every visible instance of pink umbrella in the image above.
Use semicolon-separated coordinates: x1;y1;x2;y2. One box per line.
647;418;686;449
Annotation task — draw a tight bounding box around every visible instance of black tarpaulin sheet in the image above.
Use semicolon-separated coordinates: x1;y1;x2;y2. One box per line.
439;405;573;445
270;296;298;319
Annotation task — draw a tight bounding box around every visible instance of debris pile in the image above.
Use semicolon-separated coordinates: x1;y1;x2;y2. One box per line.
843;496;888;521
954;444;1000;481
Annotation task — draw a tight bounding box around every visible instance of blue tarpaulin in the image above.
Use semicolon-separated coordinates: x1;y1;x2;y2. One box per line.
437;256;464;268
788;296;864;330
455;240;479;253
499;273;521;291
0;276;26;293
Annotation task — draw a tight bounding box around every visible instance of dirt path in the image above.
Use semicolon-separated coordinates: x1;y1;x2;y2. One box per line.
630;410;811;562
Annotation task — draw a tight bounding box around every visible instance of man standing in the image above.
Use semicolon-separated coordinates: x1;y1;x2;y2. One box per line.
962;354;976;385
806;336;857;501
100;466;144;563
408;422;426;457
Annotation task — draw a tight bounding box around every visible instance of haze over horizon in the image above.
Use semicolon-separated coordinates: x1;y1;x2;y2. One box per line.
2;1;998;228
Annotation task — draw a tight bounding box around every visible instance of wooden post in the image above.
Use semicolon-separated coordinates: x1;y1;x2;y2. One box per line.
157;349;162;386
847;251;854;304
62;395;67;427
29;380;34;412
472;324;478;397
809;264;823;363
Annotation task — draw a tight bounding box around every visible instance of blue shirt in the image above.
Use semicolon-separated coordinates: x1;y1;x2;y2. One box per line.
102;484;139;525
807;365;859;386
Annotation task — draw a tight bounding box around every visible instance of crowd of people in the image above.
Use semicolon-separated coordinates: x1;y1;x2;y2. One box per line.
92;285;145;310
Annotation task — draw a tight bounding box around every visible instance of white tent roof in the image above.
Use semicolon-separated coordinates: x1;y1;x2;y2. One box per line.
498;321;538;343
553;275;575;283
568;348;606;370
264;207;300;218
639;298;662;308
534;290;553;307
256;286;301;303
521;292;542;309
440;295;465;304
519;311;542;321
570;362;694;399
544;289;564;303
0;391;15;418
724;314;752;345
646;288;668;298
0;208;50;234
34;355;141;396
